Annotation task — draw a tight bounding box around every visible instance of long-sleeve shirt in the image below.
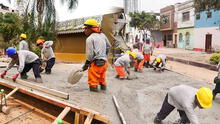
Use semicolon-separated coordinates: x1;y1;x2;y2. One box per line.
86;33;111;61
133;49;144;60
114;53;131;67
152;54;167;67
168;85;198;124
6;50;39;73
19;40;29;50
217;62;220;78
142;43;153;54
41;41;55;60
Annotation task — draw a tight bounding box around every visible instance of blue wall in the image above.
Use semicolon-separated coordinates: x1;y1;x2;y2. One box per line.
195;9;220;28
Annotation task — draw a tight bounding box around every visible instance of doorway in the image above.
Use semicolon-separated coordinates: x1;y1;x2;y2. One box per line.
205;34;212;52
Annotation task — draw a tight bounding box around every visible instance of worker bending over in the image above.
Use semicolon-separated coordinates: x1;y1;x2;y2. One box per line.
151;54;167;71
0;47;42;83
133;44;144;72
114;51;136;80
213;62;220;100
19;33;29;51
154;85;213;124
82;19;111;92
142;37;153;68
36;38;55;74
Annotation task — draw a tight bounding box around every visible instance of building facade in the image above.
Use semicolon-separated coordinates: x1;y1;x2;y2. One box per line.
194;9;220;52
124;0;140;14
177;0;195;49
160;5;177;47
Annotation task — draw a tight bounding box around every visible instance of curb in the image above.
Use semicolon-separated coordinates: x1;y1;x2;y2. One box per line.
167;56;217;71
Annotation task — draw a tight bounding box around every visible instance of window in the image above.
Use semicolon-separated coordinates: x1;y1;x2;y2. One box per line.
207;12;212;18
161;15;169;24
196;14;200;20
182;12;190;22
179;33;183;42
167;34;173;41
185;32;190;46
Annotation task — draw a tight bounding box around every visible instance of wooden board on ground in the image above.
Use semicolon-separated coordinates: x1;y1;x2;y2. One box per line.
3;75;69;99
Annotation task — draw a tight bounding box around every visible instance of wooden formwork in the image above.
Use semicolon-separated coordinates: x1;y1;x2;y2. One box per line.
0;80;109;124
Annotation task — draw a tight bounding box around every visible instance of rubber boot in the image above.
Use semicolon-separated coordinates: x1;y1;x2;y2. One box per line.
89;86;98;92
21;74;28;79
100;84;107;90
36;78;43;83
154;116;162;124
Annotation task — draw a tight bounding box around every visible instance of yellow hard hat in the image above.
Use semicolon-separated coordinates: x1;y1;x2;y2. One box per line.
196;87;213;109
129;51;137;58
156;57;161;63
125;50;131;54
20;33;27;39
84;19;99;27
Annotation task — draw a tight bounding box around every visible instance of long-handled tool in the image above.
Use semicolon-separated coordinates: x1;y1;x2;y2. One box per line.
112;95;127;124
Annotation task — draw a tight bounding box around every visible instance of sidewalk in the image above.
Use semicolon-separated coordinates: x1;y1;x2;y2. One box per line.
153;48;217;71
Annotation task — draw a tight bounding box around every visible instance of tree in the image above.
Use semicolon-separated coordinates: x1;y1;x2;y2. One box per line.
129;11;159;31
194;0;220;12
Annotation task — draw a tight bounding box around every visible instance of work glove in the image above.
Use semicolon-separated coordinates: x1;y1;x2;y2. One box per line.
12;73;19;81
0;71;7;78
82;60;91;71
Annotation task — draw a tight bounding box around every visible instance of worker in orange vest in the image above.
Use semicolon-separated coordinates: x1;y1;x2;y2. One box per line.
114;51;136;80
142;37;153;68
82;19;111;92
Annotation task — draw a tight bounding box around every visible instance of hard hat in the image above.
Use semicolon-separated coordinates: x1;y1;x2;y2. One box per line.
196;87;213;109
36;39;45;45
156;57;161;63
84;19;99;27
125;50;131;54
6;47;16;57
20;33;27;39
129;51;137;58
146;37;151;41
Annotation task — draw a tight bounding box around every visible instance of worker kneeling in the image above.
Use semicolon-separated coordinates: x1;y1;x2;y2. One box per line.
154;85;213;124
36;38;56;74
82;19;111;92
151;54;166;72
1;47;42;83
133;44;144;72
114;51;136;80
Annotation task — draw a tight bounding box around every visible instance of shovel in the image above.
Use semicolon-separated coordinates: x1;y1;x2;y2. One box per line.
67;69;84;84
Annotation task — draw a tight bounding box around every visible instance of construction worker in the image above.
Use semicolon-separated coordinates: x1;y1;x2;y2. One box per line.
114;51;136;80
36;38;55;74
151;54;167;71
142;37;153;68
213;62;220;100
19;33;29;51
154;85;213;124
133;44;144;72
82;19;111;92
0;47;42;83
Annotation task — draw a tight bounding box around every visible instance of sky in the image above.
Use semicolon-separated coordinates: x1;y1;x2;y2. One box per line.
1;0;188;21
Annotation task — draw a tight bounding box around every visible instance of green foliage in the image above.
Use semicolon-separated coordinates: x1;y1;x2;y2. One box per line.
210;53;220;64
129;11;160;30
32;45;41;57
194;0;220;12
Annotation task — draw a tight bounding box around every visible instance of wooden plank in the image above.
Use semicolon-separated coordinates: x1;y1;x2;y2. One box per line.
74;112;80;124
52;107;71;124
112;95;127;124
5;87;19;99
3;75;69;99
13;99;70;124
0;80;109;123
84;113;94;124
79;114;85;124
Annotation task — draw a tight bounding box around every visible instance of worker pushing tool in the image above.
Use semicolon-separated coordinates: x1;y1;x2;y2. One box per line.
36;38;55;74
82;19;111;92
133;44;144;72
19;33;29;51
0;47;43;83
151;54;167;72
154;85;213;124
114;51;136;80
213;62;220;100
142;37;153;68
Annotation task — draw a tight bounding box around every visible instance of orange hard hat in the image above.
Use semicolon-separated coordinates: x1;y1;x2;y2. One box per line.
36;39;45;45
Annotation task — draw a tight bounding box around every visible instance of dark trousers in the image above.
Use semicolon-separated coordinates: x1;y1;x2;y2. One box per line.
213;82;220;99
157;94;190;123
20;59;41;78
45;58;55;73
